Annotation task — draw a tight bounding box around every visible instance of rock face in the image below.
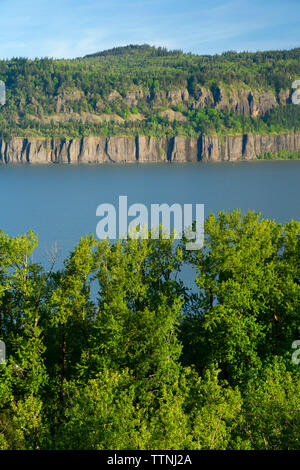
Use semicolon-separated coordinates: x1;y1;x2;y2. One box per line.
136;137;168;162
242;133;300;160
201;135;244;161
0;132;300;164
79;137;107;163
171;137;199;162
106;137;136;163
212;88;279;116
110;85;289;116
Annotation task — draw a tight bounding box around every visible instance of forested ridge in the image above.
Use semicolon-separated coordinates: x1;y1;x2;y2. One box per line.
0;211;299;450
0;45;300;140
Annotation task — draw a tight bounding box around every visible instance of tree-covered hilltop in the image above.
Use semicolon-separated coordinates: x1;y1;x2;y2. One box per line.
0;45;300;140
0;211;299;450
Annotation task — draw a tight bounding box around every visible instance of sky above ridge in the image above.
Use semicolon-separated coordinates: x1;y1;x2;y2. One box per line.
0;0;299;59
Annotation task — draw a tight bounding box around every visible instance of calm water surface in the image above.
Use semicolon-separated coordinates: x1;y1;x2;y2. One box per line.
0;160;299;268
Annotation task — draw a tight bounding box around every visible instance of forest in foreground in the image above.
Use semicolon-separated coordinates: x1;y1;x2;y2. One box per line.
0;210;299;450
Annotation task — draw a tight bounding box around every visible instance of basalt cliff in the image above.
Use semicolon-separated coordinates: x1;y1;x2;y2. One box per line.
0;133;300;164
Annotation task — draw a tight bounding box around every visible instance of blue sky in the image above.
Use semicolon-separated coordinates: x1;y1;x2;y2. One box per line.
0;0;299;59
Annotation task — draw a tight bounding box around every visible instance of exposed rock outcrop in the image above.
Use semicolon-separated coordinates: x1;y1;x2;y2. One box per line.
106;137;136;163
171;137;199;162
242;132;300;160
191;88;214;109
152;89;190;107
79;137;107;163
108;85;289;116
1;132;299;164
201;135;244;161
159;110;187;122
214;88;279;116
136;137;168;162
55;88;84;113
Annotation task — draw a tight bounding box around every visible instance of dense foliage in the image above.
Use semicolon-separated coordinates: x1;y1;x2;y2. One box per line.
0;45;300;139
0;210;299;450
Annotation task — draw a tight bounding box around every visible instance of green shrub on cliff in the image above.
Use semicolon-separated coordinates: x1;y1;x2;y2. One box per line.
257;148;300;159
